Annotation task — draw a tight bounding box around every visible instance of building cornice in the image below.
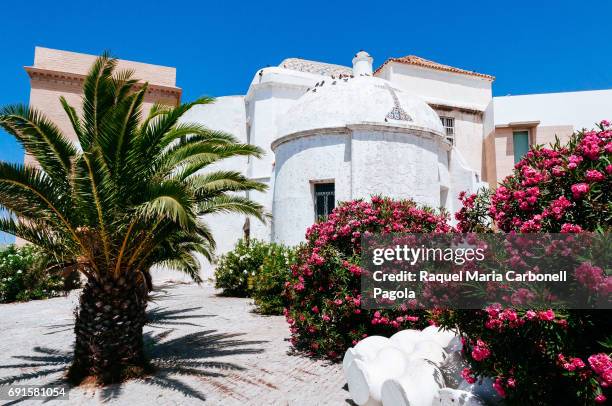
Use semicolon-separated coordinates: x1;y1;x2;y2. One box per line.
428;102;484;116
271;123;450;151
25;66;182;101
495;120;540;129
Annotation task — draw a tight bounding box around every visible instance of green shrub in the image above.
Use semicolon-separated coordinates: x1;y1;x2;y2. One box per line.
252;244;295;315
0;244;76;303
214;239;269;297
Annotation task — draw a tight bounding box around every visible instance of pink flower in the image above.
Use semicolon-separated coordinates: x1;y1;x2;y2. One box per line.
311;306;319;314
524;310;537;320
595;394;607;404
571;183;589;199
471;340;491;361
575;262;605;292
322;314;330;322
308;253;325;266
571;357;586;369
589;353;612;375
568;154;583;169
560;223;583;233
461;368;477;384
506;377;516;388
538;309;555;321
585;169;605;182
552;166;566;177
492;378;506;398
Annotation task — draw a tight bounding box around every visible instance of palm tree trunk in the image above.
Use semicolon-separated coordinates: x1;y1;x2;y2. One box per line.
68;273;149;384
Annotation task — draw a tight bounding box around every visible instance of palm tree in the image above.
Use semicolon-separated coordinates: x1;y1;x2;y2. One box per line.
0;54;266;384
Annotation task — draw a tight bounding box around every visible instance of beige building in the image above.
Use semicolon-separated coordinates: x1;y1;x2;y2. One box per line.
489;90;612;182
24;47;181;166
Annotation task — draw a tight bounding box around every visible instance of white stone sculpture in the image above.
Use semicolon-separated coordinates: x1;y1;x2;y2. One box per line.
381;358;445;406
444;335;463;353
422;325;458;349
347;346;408;405
343;335;391;375
409;340;447;367
389;329;423;355
343;327;495;406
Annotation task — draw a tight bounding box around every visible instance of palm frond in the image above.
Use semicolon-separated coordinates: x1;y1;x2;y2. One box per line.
138;96;215;159
0;105;77;185
0;162;74;228
81;51;117;150
0;216;73;257
189;171;267;197
158;124;240;151
198;195;267;222
136;181;196;229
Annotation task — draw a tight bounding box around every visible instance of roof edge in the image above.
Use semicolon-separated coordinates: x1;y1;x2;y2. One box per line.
374;56;495;81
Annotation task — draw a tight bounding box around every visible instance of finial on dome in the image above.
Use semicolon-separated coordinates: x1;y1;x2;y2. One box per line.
352;50;373;76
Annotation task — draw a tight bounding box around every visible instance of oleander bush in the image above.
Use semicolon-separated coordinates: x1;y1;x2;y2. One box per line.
0;244;77;302
252;243;295;315
284;196;451;360
441;121;612;405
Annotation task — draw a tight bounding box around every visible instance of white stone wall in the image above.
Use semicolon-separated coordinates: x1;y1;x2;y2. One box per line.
381;64;492;112
350;128;444;209
244;67;323;242
272;132;351;246
382;63;493;180
432;108;484;178
272;127;454;246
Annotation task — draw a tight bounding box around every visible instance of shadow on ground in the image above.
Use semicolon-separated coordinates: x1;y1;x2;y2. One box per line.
0;304;267;403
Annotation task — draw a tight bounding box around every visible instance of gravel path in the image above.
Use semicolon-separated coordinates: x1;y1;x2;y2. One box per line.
0;282;349;405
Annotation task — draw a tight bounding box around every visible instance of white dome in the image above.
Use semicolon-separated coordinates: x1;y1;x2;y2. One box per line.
276;75;445;140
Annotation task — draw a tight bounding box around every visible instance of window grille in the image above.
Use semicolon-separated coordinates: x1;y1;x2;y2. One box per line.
314;183;335;220
440;116;455;144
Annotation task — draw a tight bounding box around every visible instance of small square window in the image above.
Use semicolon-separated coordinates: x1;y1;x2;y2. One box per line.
440;116;455;144
314;183;335;220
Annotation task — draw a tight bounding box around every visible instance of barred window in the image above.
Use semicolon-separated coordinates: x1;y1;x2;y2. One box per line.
314;183;335;220
440;116;455;144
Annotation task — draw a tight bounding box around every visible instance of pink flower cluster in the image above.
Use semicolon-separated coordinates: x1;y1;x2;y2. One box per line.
484;305;558;331
574;262;609;293
589;353;612;389
471;339;491;362
461;367;477;384
286;197;449;359
489;122;611;233
492;377;506;398
557;353;587;372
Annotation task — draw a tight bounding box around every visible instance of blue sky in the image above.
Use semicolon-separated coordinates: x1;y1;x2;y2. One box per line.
0;0;611;242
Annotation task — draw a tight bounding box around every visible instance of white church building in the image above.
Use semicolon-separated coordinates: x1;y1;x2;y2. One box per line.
22;47;612;278
182;51;491;262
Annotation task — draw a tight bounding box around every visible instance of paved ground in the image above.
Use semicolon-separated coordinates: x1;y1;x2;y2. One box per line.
0;282;349;405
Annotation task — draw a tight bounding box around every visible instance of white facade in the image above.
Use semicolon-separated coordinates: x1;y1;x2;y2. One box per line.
187;51;489;275
494;89;612;130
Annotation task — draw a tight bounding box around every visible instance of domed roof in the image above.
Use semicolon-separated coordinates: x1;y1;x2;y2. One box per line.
276;75;445;140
